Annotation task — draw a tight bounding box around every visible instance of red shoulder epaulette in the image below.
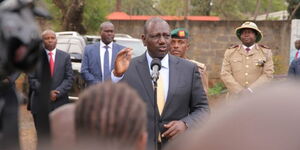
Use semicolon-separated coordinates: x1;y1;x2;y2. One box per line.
229;44;239;48
259;44;270;49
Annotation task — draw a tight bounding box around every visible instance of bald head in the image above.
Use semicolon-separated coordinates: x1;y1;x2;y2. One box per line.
99;22;115;45
143;17;169;35
41;29;56;51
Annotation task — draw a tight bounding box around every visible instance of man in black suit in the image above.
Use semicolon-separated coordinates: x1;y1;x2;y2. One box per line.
112;17;209;149
28;29;73;136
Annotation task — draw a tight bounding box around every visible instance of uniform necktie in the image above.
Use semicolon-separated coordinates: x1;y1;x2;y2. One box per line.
245;47;250;52
48;52;54;77
295;51;299;59
103;45;110;80
157;73;165;115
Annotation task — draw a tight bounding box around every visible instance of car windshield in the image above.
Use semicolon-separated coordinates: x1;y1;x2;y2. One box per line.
56;37;85;54
115;40;146;57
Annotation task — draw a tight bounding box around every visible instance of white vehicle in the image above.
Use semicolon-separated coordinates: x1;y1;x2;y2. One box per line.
57;32;147;100
84;34;146;58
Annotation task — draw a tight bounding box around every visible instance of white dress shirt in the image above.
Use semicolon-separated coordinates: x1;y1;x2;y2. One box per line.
242;44;255;51
111;52;170;101
100;40;113;81
45;48;57;62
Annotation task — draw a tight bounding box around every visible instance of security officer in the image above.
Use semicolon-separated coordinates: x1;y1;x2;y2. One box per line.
170;28;209;94
220;22;274;97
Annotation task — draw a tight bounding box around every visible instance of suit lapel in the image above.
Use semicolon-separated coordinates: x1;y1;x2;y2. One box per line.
53;50;61;79
135;53;155;106
162;55;180;116
95;43;102;76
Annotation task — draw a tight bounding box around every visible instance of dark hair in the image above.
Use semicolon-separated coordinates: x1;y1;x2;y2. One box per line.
75;81;146;147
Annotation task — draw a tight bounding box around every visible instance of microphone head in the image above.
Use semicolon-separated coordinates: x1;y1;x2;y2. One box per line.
151;58;161;71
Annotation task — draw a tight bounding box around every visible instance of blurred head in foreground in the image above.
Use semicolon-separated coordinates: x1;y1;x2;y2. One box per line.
164;81;300;150
75;82;147;150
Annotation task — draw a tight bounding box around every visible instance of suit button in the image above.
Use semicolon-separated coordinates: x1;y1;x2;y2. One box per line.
245;65;249;68
245;73;248;76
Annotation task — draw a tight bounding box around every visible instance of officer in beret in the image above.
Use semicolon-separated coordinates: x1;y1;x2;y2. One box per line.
170;28;209;94
220;22;274;98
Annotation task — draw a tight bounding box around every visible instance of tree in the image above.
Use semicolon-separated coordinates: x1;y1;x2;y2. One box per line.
286;0;300;19
190;0;212;16
52;0;86;34
43;0;113;34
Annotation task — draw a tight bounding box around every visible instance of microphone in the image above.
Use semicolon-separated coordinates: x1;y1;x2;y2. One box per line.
151;58;161;82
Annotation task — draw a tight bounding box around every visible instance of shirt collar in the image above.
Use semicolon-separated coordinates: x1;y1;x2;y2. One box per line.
45;48;56;55
242;44;255;50
100;40;113;48
146;51;169;69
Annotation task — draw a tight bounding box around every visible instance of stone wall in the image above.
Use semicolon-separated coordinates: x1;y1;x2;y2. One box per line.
112;20;291;86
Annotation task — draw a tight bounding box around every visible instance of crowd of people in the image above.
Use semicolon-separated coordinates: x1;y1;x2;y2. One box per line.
20;16;300;150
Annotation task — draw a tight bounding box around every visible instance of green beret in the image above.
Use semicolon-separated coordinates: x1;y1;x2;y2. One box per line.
171;28;189;39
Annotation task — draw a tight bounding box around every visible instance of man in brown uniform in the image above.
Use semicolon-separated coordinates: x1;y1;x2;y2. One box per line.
170;28;209;94
220;22;274;97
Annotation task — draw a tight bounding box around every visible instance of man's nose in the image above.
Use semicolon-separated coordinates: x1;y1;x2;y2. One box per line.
158;36;166;44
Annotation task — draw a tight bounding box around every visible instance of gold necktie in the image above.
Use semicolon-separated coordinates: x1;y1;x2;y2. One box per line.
157;74;165;115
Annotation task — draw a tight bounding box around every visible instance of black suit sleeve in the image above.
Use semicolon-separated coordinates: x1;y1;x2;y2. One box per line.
56;54;74;98
181;64;209;127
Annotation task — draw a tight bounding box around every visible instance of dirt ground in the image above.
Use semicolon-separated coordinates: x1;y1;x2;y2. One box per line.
19;105;37;150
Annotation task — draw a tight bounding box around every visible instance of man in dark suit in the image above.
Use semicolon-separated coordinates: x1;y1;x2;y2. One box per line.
28;29;73;135
112;17;209;149
81;22;125;86
288;57;300;77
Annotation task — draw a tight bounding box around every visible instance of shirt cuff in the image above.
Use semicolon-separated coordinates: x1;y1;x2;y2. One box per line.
111;70;123;83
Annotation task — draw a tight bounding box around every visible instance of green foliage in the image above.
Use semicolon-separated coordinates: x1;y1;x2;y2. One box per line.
156;0;184;15
121;0;159;15
42;0;62;31
208;82;226;96
286;0;300;19
190;0;212;16
83;0;114;34
273;55;288;75
211;0;287;20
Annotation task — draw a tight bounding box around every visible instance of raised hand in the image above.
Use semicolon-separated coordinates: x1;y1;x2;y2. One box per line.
113;48;133;77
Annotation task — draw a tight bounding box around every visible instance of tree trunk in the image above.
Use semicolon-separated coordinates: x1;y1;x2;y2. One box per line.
253;0;261;20
52;0;86;34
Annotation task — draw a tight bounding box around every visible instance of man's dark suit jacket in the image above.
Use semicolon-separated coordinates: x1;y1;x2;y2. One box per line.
288;58;300;78
29;49;73;113
121;53;209;149
81;42;125;86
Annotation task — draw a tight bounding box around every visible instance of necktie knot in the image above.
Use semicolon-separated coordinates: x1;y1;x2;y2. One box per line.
49;52;53;55
104;45;110;50
245;47;250;52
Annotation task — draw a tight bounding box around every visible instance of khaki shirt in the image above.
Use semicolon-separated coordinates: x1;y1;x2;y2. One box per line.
220;44;274;95
189;59;209;94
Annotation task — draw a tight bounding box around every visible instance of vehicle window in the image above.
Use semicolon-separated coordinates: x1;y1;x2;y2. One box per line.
56;43;70;53
69;45;83;54
115;40;146;57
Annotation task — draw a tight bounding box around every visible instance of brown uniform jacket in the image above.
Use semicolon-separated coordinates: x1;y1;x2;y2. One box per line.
189;60;209;94
220;44;274;95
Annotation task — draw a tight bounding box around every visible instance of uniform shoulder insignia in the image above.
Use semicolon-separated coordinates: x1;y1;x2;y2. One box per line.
259;44;270;49
229;44;239;49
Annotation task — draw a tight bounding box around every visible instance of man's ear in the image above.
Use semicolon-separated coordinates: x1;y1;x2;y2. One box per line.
141;34;147;46
136;131;147;150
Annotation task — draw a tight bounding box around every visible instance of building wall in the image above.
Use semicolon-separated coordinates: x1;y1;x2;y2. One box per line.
112;20;291;86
